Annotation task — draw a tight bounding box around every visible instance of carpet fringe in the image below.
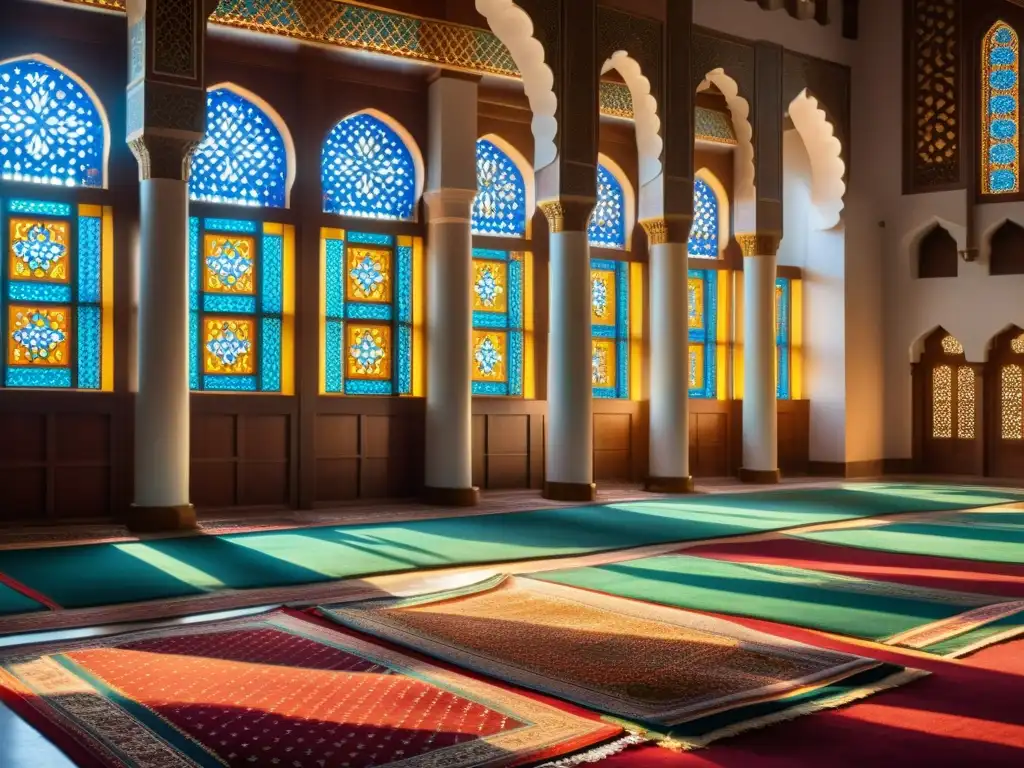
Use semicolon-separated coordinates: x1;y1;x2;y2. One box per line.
944;624;1024;659
538;732;649;766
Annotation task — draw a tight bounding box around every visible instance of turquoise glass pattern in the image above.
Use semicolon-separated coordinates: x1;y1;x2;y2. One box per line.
983;23;1020;194
472;248;524;396
322;114;418;220
1;198;105;389
689;179;719;258
592;258;630;399
776;277;791;400
0;58;105;188
588;165;626;249
689;269;718;399
472;139;527;238
190;87;289;208
322;231;413;395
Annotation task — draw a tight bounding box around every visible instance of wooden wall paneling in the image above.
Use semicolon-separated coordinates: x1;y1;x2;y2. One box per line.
593;400;639;482
777;399;810;473
689;400;732;477
984;328;1024;478
471;400;546;490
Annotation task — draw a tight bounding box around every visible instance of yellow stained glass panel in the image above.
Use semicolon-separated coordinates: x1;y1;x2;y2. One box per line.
472;260;507;313
203;317;255;375
592;339;615;387
1001;364;1023;440
957;365;976;439
689;344;705;389
591;269;616;325
688;277;704;329
472;330;507;381
204;235;255;294
8;305;69;366
941;335;964;356
347;324;391;379
1012;333;1024;355
347;247;392;302
932;364;952;439
10;219;70;282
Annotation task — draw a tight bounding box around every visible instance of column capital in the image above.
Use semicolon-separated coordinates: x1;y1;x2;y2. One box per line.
539;197;596;234
128;134;200;182
640;215;694;247
423;188;476;222
736;232;782;257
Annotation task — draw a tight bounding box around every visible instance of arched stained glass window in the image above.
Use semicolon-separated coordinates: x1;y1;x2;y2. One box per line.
322;113;418;220
190;87;289;208
689;179;719;258
473;139;527;237
0;58;105;188
982;22;1020;195
588;164;626;249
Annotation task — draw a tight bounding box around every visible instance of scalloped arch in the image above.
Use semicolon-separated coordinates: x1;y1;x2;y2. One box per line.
602;51;662;187
788;89;846;230
698;69;754;217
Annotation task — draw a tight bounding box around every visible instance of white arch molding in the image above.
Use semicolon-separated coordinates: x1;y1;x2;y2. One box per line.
693;167;730;259
698;69;755;232
476;0;558;171
206;81;298;208
478;132;536;239
602;52;662;188
597;153;636;250
788;90;846;230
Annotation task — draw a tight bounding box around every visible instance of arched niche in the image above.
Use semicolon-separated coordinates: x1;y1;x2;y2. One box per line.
989;220;1024;275
917;224;959;279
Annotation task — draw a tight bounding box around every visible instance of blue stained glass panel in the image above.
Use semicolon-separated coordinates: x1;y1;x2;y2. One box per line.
189;312;200;389
991;144;1017;164
473;139;527;237
78;214;102;304
473;312;508;329
190;88;289;208
261;317;282;391
991;69;1018;91
324;238;345;319
991;47;1016;66
689;269;718;399
990;95;1016;115
509;331;524;396
204;294;257;313
8;199;72;217
204;218;258;234
322;113;418;220
984;24;1019;195
472;248;509;262
588;165;626;249
689;179;719;259
346;304;393;321
325;320;343;393
9;283;71;302
77;305;101;389
991;169;1017;191
992;119;1017;139
262;234;284;314
0;59;105;188
203;375;258;391
345;379;392;396
348;231;394;246
398;324;411;395
996;26;1015;44
6;368;72;388
776;277;791;400
508;258;523;328
397;245;413;324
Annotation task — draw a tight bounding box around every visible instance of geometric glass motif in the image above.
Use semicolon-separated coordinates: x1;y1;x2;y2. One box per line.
775;277;791;400
982;22;1020;195
1013;333;1024;355
190;87;289;208
203;317;254;375
957;365;976;439
347;324;391;380
941;334;964;355
473;260;507;313
1001;364;1023;440
591;270;615;324
8;305;68;366
347;247;391;302
592;339;615;388
688;277;704;330
472;330;506;382
204;235;255;294
0;58;105;188
688;269;718;400
688;178;719;258
473;139;527;238
588;164;626;249
689;344;705;390
10;219;70;282
322;113;418;220
932;364;953;439
591;258;629;399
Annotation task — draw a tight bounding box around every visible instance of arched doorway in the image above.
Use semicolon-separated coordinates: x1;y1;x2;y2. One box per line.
985;327;1024;478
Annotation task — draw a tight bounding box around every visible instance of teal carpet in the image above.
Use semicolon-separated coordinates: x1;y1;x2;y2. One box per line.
0;483;1021;611
0;584;46;616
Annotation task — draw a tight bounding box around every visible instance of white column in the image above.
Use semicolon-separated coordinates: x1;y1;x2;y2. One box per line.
423;73;479;505
543;203;595;501
646;232;694;491
740;234;780;482
134;178;196;524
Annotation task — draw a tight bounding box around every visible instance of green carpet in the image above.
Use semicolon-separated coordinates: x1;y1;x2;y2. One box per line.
0;584;46;616
533;555;1024;655
0;483;1021;611
798;512;1024;565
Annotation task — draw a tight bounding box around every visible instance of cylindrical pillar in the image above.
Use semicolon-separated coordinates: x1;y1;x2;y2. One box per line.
542;201;596;501
133;177;196;528
739;233;781;483
644;218;695;492
423;190;479;505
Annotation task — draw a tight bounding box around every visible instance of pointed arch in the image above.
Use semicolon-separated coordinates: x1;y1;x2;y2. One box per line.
321;109;424;221
190;83;295;208
690;169;729;259
589;155;635;250
0;54;110;188
473;134;534;238
982;21;1019;195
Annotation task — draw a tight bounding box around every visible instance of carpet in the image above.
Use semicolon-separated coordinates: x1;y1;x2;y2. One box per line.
0;580;47;616
534;555;1024;657
798;510;1024;565
0;609;621;768
317;575;925;749
0;483;1019;613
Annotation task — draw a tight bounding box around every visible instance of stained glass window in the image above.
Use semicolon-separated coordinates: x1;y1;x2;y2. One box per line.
1002;364;1023;440
0;58;105;188
588;165;627;249
321;230;414;395
471;249;525;395
932;365;953;439
190;87;289;208
775;277;792;399
473;140;527;238
591;258;629;398
689;179;719;259
688;269;718;398
982;22;1019;195
189;217;293;392
1;199;111;388
322;113;418;220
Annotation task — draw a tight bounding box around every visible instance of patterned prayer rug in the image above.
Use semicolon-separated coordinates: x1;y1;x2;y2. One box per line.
317;575;926;749
0;610;621;768
533;555;1024;657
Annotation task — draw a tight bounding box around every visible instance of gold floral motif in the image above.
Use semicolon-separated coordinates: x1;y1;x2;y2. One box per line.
736;233;782;257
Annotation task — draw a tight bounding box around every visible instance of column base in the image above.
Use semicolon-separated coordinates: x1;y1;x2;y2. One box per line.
543;481;597;502
124;504;197;533
738;468;781;485
422;486;480;507
645;476;696;494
